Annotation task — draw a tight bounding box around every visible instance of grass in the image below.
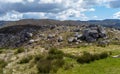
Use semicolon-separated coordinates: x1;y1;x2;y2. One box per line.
57;57;120;74
37;48;65;74
1;44;120;74
56;44;120;74
0;59;7;74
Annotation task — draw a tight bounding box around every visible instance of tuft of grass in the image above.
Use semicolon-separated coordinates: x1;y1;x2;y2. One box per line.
15;47;25;54
0;59;7;74
18;55;33;64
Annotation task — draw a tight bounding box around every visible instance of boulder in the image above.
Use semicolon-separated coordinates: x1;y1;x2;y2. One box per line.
112;55;120;58
47;34;55;39
68;37;78;43
98;40;110;47
28;39;35;44
68;37;74;43
73;28;80;32
39;34;45;37
58;36;63;42
25;32;33;38
81;26;107;42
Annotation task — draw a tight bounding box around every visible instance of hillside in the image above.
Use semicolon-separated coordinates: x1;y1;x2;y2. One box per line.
0;19;120;74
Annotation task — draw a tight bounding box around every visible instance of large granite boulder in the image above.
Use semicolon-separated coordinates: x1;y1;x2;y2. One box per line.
81;25;107;42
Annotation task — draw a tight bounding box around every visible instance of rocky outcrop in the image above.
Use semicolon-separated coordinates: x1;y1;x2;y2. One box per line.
81;25;107;42
0;28;35;47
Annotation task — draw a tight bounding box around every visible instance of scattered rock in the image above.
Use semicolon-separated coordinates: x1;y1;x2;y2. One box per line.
98;40;110;47
39;34;45;37
68;37;75;43
112;55;120;58
58;36;63;42
28;39;35;44
47;34;55;39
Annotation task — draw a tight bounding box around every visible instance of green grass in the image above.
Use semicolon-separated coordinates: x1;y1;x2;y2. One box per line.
56;45;120;74
57;57;120;74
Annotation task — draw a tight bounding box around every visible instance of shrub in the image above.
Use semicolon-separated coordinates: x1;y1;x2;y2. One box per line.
64;53;77;59
49;47;64;55
37;58;65;73
63;63;74;70
77;51;109;64
91;53;100;60
0;59;7;73
99;52;108;59
0;59;7;68
34;54;43;62
15;48;25;54
18;55;33;64
37;48;65;73
47;48;64;60
37;59;52;73
77;51;92;64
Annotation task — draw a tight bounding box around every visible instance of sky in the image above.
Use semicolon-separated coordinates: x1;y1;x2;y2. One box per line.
0;0;120;21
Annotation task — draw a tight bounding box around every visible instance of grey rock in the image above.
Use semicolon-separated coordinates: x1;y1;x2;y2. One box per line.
112;55;120;58
58;36;63;42
98;40;110;46
81;26;107;42
68;37;74;43
28;39;35;44
47;34;55;39
68;37;78;43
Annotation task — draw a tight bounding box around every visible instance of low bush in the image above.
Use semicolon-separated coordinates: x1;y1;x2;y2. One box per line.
0;59;7;68
77;51;109;64
37;59;52;73
99;52;109;59
77;51;92;64
63;63;74;70
34;54;43;62
37;48;65;73
47;48;64;60
15;48;25;54
18;55;33;64
0;59;7;73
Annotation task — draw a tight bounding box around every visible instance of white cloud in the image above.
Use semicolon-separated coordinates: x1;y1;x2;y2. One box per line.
113;11;120;19
0;0;117;21
0;11;23;21
93;16;98;18
0;0;23;3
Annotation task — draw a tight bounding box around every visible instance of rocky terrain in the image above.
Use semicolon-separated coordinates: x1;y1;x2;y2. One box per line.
0;19;120;74
0;19;120;48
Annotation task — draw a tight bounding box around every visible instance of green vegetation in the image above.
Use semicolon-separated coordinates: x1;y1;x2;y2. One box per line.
0;59;7;74
77;51;109;64
18;55;33;64
57;57;120;74
36;48;65;74
15;47;25;54
1;45;120;74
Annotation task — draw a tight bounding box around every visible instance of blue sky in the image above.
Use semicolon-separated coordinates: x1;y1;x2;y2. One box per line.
85;6;120;20
0;0;120;21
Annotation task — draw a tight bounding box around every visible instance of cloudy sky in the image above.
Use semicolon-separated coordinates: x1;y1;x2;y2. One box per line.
0;0;120;21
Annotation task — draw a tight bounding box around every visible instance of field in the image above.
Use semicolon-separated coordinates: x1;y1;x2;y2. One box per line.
0;44;120;74
57;45;120;74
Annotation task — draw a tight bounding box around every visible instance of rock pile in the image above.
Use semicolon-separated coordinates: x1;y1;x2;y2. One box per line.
81;25;107;42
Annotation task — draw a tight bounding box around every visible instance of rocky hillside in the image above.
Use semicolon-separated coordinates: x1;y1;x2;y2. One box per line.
0;19;120;74
0;19;120;48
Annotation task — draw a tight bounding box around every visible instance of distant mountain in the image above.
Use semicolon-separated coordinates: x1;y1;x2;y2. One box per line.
88;19;120;26
1;19;120;29
0;21;10;27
